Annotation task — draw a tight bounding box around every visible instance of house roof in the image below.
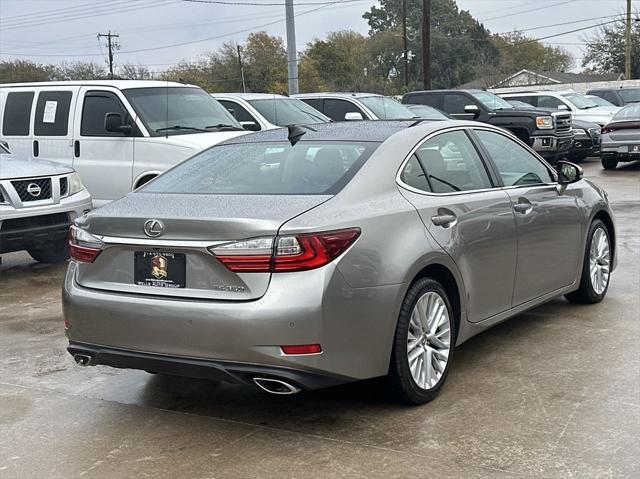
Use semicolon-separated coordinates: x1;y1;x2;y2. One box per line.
456;69;625;90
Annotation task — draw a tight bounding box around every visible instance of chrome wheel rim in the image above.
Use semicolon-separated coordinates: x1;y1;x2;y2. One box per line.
407;291;451;390
589;227;610;295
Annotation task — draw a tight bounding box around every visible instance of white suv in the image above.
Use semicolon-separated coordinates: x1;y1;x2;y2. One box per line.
0;142;92;263
499;91;619;126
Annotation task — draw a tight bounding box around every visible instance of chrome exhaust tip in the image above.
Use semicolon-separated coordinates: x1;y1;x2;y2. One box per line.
253;377;301;395
73;353;93;366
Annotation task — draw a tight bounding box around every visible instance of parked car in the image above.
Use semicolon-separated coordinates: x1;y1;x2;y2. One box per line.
404;104;451;120
293;93;418;121
586;87;640;107
63;120;615;404
600;103;640;170
567;119;601;161
212;93;330;131
0;81;248;207
0;141;92;263
402;89;573;163
499;91;619;126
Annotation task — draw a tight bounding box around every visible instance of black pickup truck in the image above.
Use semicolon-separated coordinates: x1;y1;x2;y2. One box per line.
402;89;573;163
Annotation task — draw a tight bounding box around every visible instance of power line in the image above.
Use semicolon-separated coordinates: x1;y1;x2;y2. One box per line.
481;0;575;22
180;0;366;5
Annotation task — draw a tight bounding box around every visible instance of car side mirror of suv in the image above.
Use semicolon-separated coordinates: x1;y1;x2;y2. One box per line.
240;121;261;131
104;112;133;135
344;112;364;121
464;104;480;118
557;161;583;185
557;104;569;111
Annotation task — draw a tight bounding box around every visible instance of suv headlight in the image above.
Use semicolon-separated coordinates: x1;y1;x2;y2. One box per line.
68;173;84;196
572;128;586;135
536;116;554;129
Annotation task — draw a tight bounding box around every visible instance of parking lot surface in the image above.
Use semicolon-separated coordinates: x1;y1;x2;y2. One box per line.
1;160;638;479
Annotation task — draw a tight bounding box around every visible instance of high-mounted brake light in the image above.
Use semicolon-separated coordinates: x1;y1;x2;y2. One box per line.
68;225;103;263
210;228;361;273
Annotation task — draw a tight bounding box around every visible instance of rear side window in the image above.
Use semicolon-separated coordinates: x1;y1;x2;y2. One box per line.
81;91;130;137
323;99;363;121
142;141;378;195
34;91;72;136
400;155;431;191
2;91;34;136
299;98;320;110
412;130;492;193
404;94;439;108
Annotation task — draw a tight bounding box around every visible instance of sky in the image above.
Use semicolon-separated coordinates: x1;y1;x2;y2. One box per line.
0;0;636;75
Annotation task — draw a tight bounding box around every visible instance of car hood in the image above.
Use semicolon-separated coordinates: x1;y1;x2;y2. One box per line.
0;153;74;180
492;108;561;117
154;131;250;150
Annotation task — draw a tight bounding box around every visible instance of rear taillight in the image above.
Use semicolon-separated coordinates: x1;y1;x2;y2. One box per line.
68;225;103;263
210;228;360;273
601;121;640;134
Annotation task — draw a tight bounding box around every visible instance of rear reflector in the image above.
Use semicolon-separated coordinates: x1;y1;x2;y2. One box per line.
211;228;360;273
281;344;322;355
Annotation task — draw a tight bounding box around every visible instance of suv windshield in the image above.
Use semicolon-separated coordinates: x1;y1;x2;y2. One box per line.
359;96;417;119
470;91;513;110
248;98;328;126
561;93;599;110
124;87;241;136
142;141;378;195
619;88;640;103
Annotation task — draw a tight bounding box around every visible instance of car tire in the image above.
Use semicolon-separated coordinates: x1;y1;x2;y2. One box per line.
601;157;618;170
388;277;455;405
565;219;611;304
27;238;69;263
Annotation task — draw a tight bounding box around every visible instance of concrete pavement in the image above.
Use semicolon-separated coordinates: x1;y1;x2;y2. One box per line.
1;159;638;479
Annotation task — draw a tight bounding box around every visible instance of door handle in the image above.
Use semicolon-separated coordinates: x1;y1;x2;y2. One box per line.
74;140;80;158
431;214;457;228
513;199;533;214
33;140;39;157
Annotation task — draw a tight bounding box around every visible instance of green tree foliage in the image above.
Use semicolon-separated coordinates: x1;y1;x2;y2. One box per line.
0;60;52;83
51;61;107;81
494;32;574;73
582;17;639;78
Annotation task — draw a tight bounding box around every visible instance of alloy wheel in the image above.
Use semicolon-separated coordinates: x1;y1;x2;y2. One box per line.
407;291;451;390
589;227;610;295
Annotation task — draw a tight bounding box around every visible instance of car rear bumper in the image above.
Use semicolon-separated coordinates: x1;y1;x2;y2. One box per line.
601;141;640;162
63;261;406;387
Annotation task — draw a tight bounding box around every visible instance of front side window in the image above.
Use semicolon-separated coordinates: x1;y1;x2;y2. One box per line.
2;91;34;136
248;98;328;125
34;91;72;136
475;129;553;187
442;94;469;114
411;130;492;193
81;91;131;137
358;96;416;120
123;87;241;136
537;95;564;109
218;100;257;124
322;99;363;121
142;141;378;195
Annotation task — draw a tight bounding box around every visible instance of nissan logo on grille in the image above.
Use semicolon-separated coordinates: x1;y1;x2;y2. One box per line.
143;219;164;237
26;183;42;198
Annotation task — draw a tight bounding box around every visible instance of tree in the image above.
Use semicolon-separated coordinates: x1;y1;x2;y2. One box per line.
490;31;574;74
241;32;287;93
52;61;107;80
0;60;52;83
582;16;639;78
119;63;152;80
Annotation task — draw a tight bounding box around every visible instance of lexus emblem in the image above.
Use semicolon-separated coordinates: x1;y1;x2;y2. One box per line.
26;183;42;197
143;219;164;237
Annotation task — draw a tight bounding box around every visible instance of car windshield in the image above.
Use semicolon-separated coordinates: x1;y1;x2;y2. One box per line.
612;103;640;121
248;98;328;126
124;87;241;136
359;96;417;119
619;89;640;103
562;93;599;110
141;141;378;195
406;105;449;119
470;91;513;110
587;95;615;107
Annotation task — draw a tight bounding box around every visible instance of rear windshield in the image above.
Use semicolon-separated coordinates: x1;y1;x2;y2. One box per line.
359;96;417;120
248;98;328;125
142;141;378;195
612;103;640;121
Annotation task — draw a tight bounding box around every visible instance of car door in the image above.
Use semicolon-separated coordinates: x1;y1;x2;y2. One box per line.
218;99;262;130
442;92;484;121
32;88;76;168
73;87;136;204
322;98;367;121
1;89;35;160
397;128;517;322
473;128;582;306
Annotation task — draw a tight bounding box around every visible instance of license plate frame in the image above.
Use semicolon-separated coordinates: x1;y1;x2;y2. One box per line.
134;251;186;288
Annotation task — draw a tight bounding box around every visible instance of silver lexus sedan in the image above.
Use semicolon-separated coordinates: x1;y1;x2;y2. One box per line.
63;121;616;404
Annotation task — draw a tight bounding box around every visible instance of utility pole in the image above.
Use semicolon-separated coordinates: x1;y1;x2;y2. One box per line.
422;0;431;90
285;0;299;94
97;31;119;79
625;0;632;79
402;0;409;87
237;44;247;93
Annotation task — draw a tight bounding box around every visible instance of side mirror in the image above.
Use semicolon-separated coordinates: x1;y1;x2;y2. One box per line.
464;104;480;118
557;104;569;111
344;112;364;121
104;112;132;135
0;140;9;150
557;161;583;185
240;121;261;132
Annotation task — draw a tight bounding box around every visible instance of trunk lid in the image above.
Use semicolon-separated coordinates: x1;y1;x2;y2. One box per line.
74;193;331;300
